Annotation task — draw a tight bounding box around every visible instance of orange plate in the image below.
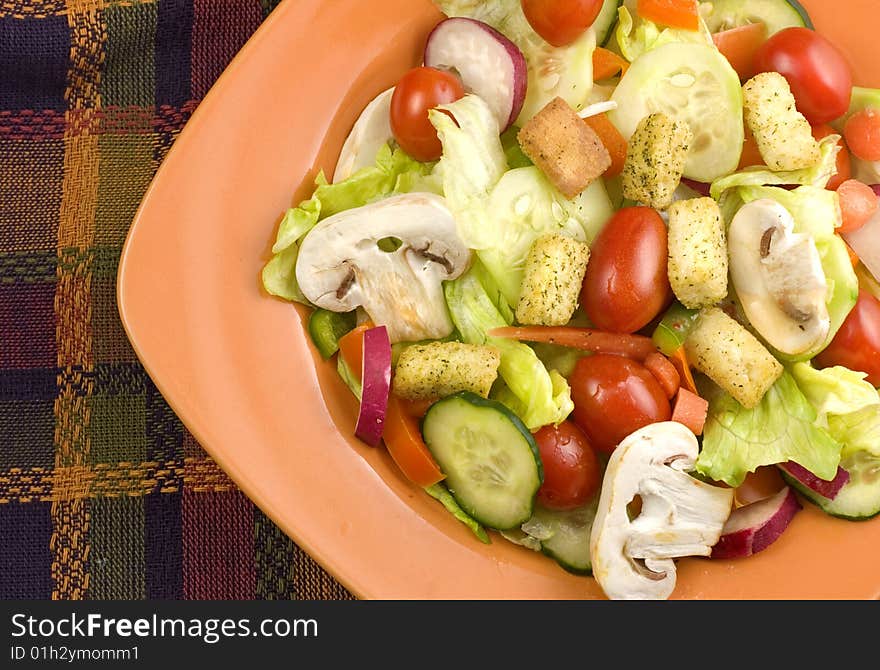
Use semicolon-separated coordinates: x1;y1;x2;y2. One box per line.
118;0;880;599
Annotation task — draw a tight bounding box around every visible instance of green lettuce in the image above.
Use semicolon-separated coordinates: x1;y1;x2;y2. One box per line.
790;363;880;424
828;407;880;460
709;134;842;201
261;144;435;303
425;482;490;544
431;96;613;306
697;371;843;487
615;5;712;63
444;267;574;430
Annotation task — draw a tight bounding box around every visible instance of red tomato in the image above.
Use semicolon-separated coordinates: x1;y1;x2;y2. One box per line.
521;0;603;47
753;27;852;125
533;421;601;511
569;355;671;455
815;290;880;387
390;67;465;162
580;207;672;334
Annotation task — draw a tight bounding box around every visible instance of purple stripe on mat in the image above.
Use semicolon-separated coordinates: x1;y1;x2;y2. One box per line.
0;15;70;111
183;489;256;600
0;501;52;599
155;0;194;108
144;491;183;599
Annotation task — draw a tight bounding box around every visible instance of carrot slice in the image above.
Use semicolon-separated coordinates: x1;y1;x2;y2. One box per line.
488;326;657;360
583;113;628;177
668;346;699;396
738;124;764;170
644;352;681;399
398;396;437;418
337;322;373;380
593;47;629;80
844;108;880;161
383;394;445;487
712;22;766;81
637;0;699;31
837;179;879;235
671;387;709;436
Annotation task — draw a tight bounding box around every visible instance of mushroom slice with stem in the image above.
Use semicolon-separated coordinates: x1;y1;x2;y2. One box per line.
589;422;734;600
728;198;830;356
295;193;472;344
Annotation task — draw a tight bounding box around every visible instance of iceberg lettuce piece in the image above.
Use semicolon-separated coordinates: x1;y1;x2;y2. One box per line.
262;144;435;303
431;96;613;306
615;5;712;63
791;362;880;424
710;134;842;201
444;267;574;430
697;370;843;487
425;482;490;543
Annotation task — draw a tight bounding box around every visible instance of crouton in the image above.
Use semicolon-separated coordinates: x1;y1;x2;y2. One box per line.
516;234;591;326
517;97;612;199
622;112;692;209
743;72;821;171
393;342;501;401
684;307;783;409
667;197;729;309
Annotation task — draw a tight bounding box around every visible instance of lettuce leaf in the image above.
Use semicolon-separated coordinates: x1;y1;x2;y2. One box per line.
615;5;712;63
425;482;490;543
697;370;843;487
444;266;574;429
709;134;842;201
827;407;880;460
261;144;434;303
431;96;613;306
790;362;880;424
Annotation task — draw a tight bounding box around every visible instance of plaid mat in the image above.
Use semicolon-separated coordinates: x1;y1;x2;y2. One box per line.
0;0;352;600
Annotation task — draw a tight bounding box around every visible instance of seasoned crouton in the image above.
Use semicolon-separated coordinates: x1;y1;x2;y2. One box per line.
393;342;501;400
684;307;783;409
743;72;821;171
667;198;728;309
516;234;591;326
622;113;692;209
518;97;612;198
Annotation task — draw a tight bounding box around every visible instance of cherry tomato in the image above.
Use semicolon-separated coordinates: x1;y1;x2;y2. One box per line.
753;27;852;125
533;421;601;511
390;67;465;162
521;0;603;47
569;354;671;455
580;206;672;334
815;290;880;387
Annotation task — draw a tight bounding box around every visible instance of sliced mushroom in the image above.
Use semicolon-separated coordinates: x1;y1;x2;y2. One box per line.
332;87;395;184
728;198;830;356
589;422;734;600
295;193;471;343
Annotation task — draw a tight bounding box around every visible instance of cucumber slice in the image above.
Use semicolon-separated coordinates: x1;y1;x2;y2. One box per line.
783;452;880;521
522;499;599;574
609;42;744;182
595;0;623;46
702;0;812;35
422;392;542;530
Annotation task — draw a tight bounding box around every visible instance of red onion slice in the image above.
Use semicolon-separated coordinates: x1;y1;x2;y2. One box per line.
354;325;392;447
778;462;850;501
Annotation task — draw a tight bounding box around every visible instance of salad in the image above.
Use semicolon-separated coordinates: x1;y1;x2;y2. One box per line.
262;0;880;600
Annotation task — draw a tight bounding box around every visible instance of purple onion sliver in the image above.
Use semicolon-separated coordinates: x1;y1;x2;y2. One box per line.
870;184;880;197
778;462;850;500
354;325;392;447
680;178;711;197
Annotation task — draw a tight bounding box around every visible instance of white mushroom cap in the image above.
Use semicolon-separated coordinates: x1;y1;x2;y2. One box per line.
589;422;734;600
333;87;395;184
729;198;830;356
295;193;471;343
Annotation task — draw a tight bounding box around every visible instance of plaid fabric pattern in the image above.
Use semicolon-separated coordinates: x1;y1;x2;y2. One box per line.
0;0;352;600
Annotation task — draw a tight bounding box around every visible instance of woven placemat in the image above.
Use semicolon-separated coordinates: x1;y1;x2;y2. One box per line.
0;0;352;600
